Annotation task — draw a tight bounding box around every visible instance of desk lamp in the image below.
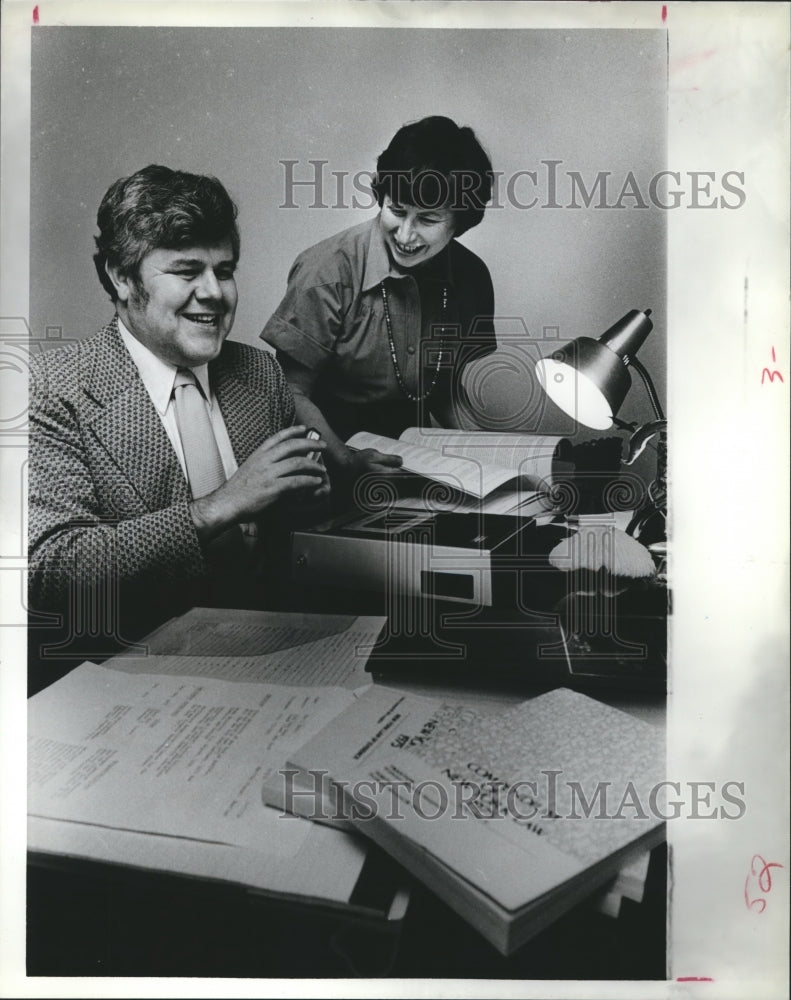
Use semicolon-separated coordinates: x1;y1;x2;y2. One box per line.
534;308;666;544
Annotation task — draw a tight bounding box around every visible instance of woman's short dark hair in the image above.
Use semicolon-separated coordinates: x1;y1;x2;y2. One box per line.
93;165;240;301
371;116;493;237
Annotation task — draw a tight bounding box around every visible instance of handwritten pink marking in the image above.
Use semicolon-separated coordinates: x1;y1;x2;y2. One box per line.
32;5;39;22
761;346;784;385
744;854;783;912
677;978;714;982
661;5;667;22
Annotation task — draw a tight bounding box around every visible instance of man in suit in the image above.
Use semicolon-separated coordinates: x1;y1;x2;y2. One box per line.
28;165;327;680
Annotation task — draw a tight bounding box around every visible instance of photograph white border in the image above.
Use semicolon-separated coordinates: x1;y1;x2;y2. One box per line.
2;2;789;998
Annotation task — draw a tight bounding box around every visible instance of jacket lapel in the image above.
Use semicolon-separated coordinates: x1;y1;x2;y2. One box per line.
212;349;270;466
84;319;188;511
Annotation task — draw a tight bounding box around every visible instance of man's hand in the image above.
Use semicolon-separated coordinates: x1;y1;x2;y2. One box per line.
190;426;328;540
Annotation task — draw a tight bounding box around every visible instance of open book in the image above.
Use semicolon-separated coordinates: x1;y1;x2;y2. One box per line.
27;611;406;921
346;429;573;507
277;684;665;955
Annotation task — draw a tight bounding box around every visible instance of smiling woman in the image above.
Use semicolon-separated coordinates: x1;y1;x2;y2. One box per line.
379;199;456;268
260;115;498;484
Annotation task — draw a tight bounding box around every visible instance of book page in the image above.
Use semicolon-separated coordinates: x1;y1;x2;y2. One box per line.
28;662;354;852
400;428;568;485
390;486;549;516
347;431;518;498
137;609;385;689
590;848;651;918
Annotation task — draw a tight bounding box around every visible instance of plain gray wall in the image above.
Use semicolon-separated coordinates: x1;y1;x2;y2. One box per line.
31;27;666;440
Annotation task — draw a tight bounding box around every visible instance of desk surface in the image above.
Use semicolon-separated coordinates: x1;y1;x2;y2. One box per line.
27;647;666;980
27;516;667;980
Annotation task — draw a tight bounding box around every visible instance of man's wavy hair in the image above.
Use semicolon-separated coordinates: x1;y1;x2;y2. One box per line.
371;116;493;237
93;164;240;302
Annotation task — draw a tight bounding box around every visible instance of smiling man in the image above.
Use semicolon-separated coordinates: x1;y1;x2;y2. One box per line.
28;166;327;671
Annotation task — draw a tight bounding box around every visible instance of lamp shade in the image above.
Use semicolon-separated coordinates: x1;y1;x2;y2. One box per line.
535;309;653;430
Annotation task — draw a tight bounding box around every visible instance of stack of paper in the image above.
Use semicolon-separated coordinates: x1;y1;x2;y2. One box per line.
27;611;406;919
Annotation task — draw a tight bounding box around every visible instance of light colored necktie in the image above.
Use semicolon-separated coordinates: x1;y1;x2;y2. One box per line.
172;368;226;499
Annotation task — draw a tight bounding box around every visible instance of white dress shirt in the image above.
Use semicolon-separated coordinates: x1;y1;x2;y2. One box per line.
118;318;239;481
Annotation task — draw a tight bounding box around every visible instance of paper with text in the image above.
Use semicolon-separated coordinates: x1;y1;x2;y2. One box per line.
400;428;566;485
28;661;354;851
137;609;386;689
347;431;519;498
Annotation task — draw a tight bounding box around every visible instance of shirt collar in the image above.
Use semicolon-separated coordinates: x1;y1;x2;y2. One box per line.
117;317;212;413
361;214;455;292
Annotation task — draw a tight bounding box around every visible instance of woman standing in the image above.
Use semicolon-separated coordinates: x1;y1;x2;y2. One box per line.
261;115;497;481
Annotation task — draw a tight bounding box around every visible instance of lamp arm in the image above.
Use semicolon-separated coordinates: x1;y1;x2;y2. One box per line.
624;420;667;543
629;357;665;422
623;419;666;466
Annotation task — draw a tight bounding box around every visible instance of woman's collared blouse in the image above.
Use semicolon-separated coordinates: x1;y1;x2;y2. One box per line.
261;217;497;440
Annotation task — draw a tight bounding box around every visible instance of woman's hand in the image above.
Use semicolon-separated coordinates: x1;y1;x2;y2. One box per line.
346;447;404;477
328;447;403;510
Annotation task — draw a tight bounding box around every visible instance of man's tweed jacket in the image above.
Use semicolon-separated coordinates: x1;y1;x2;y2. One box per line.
28;317;295;626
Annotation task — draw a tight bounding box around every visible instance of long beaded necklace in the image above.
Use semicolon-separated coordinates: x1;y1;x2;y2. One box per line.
380;281;448;402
